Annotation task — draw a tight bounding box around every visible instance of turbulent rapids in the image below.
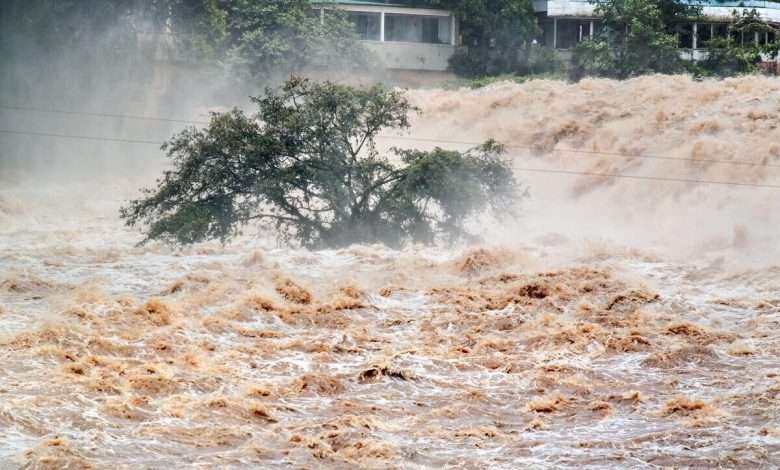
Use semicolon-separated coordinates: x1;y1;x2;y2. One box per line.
2;75;780;468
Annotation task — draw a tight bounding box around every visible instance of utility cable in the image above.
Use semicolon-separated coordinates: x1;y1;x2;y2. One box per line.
513;167;780;189
2;128;780;189
0;129;165;145
0;104;208;125
376;135;780;169
4;103;778;169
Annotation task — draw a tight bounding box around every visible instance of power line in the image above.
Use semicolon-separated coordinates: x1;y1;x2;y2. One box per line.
0;129;165;145
513;167;780;189
0;104;208;125
134;30;198;37
4;103;778;170
3;128;779;189
376;135;780;169
534;145;780;169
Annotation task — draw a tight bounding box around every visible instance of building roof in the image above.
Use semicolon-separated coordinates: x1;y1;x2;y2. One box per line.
310;1;418;7
310;1;454;17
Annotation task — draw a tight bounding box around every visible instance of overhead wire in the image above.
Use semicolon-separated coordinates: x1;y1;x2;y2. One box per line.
4;102;778;169
375;135;780;169
0;104;208;125
0;129;165;145
3;105;780;189
511;167;780;189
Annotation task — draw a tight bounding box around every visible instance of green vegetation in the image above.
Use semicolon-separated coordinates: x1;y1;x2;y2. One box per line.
3;0;776;83
195;1;369;81
698;10;780;76
570;0;701;79
121;77;518;248
0;0;368;82
434;0;556;77
416;0;560;77
571;1;779;79
437;72;567;90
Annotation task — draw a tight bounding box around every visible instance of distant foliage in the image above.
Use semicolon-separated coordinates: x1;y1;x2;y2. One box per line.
0;0;369;82
218;1;370;81
163;0;229;60
569;39;617;80
698;9;779;76
417;0;547;77
570;0;701;79
444;72;565;90
159;0;371;81
449;43;563;78
0;0;161;59
121;78;519;248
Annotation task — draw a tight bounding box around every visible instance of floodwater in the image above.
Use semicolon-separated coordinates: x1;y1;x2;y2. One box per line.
2;75;780;469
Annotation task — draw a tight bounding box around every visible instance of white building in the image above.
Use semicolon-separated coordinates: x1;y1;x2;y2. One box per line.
312;1;459;72
534;0;779;58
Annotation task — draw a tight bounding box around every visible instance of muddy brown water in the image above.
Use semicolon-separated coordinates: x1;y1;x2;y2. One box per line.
2;75;780;468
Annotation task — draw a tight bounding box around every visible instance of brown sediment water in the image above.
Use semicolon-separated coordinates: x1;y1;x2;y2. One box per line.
1;76;780;468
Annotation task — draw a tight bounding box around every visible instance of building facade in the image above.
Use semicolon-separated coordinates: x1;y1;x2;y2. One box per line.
534;0;780;60
316;0;778;74
312;1;459;72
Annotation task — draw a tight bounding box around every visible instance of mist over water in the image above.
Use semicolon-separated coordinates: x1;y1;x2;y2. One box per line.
2;38;780;468
401;75;780;264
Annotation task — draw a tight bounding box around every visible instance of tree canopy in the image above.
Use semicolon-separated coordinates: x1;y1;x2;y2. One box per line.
121;77;518;248
699;9;780;76
570;0;701;79
183;1;368;80
410;0;546;77
0;0;368;82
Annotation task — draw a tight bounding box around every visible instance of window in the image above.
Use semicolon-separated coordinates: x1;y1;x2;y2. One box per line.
536;13;555;47
729;28;742;45
713;23;729;40
348;12;380;41
576;20;593;41
593;20;606;37
708;23;729;47
385;14;450;44
422;17;439;43
697;23;712;47
678;24;693;49
552;19;594;49
555;19;579;49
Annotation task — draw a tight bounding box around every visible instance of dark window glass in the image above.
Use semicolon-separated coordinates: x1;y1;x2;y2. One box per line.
348;12;380;41
384;15;407;42
385;14;449;44
536;14;554;47
713;23;729;39
422;17;439;43
697;23;712;46
729;28;742;45
556;19;579;49
678;23;693;48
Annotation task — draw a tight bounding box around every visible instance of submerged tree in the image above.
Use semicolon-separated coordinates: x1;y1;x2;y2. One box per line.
121;77;518;248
